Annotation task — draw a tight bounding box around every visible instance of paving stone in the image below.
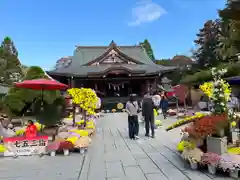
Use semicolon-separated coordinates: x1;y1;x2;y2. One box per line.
146;173;168;180
106;161;125;178
148;152;172;165
78;155;91;180
137;158;161;174
124;166;147;180
87;160;106;180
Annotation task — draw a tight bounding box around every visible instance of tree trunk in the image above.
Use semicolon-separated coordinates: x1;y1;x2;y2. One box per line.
83;110;87;128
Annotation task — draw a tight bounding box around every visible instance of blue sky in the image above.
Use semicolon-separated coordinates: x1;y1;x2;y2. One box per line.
0;0;225;70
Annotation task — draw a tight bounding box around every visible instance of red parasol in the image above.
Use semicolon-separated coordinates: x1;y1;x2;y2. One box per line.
15;78;68;90
15;78;68;108
15;78;68;130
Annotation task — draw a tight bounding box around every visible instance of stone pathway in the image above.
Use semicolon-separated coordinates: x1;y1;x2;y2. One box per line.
79;113;231;180
0;113;232;180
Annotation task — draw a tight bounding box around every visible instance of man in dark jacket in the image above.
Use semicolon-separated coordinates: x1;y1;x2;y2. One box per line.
142;93;155;138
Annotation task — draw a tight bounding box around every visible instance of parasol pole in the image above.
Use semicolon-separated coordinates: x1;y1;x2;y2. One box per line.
40;88;44;132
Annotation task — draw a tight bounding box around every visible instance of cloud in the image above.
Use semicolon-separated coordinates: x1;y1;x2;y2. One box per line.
128;0;166;26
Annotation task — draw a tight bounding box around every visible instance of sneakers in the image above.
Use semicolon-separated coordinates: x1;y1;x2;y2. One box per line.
134;135;140;139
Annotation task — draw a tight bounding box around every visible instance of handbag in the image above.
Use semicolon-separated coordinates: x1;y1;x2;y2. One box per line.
131;101;141;113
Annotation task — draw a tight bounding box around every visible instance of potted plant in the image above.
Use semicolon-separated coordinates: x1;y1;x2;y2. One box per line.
59;141;74;156
181;147;203;170
220;154;240;179
201;152;221;174
183;114;228;155
46;142;60;156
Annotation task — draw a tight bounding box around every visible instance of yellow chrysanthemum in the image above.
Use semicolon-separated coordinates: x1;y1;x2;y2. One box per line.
0;145;6;153
15;128;26;136
69;129;89;137
228;147;240;155
68;88;98;115
34;122;45;131
66;136;79;144
155;120;162;126
231;121;237;127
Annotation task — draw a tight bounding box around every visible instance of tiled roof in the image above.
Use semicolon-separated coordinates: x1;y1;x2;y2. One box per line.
48;41;177;76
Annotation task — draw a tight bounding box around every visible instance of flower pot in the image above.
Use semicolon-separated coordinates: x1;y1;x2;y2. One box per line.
229;169;239;179
207;164;216;175
218;129;225;137
207;136;227;155
50;151;56;156
80;148;85;154
190;161;198;170
63;149;69;156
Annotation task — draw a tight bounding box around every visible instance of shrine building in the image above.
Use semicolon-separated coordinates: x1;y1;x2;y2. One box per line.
47;41;176;109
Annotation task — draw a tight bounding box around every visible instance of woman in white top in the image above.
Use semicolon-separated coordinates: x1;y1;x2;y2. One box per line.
125;95;139;140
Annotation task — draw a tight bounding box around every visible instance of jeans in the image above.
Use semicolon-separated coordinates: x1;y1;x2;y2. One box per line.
128;115;139;139
162;108;167;119
144;115;155;136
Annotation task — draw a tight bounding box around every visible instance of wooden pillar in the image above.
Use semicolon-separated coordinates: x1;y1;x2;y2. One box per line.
71;76;75;88
152;78;157;91
68;77;71;88
145;80;149;93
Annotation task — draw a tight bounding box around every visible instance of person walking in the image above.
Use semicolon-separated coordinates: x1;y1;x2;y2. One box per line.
142;93;155;138
160;93;169;119
125;94;140;140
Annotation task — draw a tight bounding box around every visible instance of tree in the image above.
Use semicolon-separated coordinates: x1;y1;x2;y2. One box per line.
193;20;221;69
0;37;23;84
1;37;18;57
218;0;240;61
3;66;64;126
140;39;155;60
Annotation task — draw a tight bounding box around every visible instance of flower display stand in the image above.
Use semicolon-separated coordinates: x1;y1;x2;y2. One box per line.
63;149;70;156
207;136;227;155
207;164;216;175
229;169;239;179
50;151;56;157
230;128;239;144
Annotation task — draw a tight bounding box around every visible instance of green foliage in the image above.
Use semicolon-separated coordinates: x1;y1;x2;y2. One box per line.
32;98;66;127
3;66;63;124
0;37;23;85
155;59;173;66
193;20;221;68
1;37;18;57
181;63;240;85
140;39;155;60
218;1;240;62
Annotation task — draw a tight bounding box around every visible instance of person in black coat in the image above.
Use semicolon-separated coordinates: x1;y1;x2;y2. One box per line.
142;93;155;138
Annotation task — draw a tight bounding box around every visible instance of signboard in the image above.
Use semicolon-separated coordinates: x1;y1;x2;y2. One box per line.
3;136;48;157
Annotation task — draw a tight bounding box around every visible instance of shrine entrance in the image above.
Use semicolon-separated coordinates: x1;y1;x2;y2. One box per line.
106;80;130;97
